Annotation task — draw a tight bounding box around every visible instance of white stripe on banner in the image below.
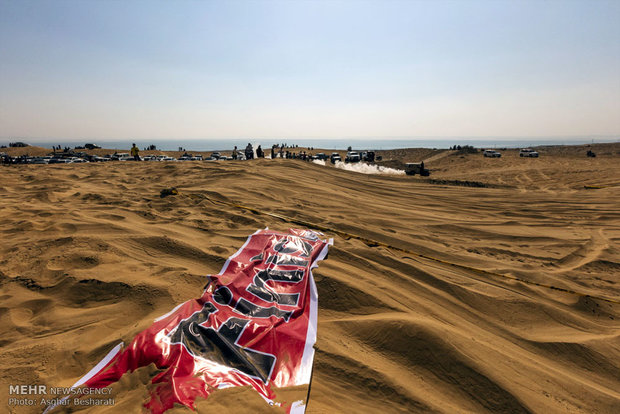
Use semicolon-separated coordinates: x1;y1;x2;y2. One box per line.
297;238;332;386
72;342;124;388
290;399;307;414
154;302;184;323
43;342;123;414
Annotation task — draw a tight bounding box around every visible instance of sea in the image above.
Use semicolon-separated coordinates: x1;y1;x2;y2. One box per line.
7;136;619;152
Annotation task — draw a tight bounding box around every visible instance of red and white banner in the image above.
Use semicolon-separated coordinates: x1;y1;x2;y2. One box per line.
46;229;331;413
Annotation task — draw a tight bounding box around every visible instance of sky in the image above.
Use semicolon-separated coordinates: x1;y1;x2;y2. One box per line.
1;0;619;142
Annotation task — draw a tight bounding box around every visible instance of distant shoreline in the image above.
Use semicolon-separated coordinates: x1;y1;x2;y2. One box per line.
3;137;619;152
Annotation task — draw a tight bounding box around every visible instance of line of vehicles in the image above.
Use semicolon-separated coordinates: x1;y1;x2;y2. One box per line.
2;151;340;164
1;153;170;164
1;153;189;164
1;150;344;164
300;151;379;164
1;154;94;164
341;151;379;163
1;151;236;164
2;147;545;166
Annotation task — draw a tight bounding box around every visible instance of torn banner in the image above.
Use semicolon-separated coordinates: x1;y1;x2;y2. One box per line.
48;229;331;413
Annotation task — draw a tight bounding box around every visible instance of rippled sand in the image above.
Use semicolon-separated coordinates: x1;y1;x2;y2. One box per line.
1;143;619;413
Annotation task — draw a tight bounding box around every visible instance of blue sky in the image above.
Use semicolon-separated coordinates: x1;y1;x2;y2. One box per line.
1;0;619;141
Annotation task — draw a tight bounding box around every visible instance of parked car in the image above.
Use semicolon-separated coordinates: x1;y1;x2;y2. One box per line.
210;152;222;160
330;153;342;163
483;150;502;158
345;151;361;163
519;148;539;157
112;153;131;161
31;157;49;164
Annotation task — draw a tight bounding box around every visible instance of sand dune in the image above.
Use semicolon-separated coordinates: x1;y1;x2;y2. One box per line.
1;144;619;413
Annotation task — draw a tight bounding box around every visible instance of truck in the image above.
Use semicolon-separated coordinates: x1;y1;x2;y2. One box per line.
405;163;430;176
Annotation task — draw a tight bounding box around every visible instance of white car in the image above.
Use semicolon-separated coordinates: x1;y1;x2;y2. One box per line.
345;151;361;163
483;150;501;158
519;148;539;157
155;156;175;161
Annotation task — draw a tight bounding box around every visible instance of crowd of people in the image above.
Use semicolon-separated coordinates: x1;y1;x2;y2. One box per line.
267;144;315;160
229;143;315;160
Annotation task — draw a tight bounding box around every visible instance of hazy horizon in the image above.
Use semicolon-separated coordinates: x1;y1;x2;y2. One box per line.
3;134;619;143
1;0;619;141
3;136;618;152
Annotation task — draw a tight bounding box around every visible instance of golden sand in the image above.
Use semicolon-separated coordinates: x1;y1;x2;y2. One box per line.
1;143;619;413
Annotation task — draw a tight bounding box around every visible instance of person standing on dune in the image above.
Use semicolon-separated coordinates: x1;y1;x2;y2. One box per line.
245;143;253;160
131;143;140;161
